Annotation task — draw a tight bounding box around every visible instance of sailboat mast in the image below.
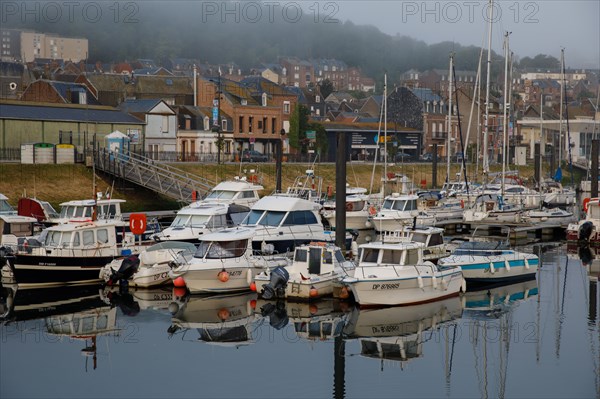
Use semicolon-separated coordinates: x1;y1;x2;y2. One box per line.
559;48;565;165
540;89;544;184
483;0;494;180
384;73;388;183
447;53;454;182
501;32;510;196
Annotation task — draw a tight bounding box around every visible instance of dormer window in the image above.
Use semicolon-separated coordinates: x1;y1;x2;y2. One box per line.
315;95;320;103
241;99;248;106
203;117;210;131
262;93;267;107
221;119;227;131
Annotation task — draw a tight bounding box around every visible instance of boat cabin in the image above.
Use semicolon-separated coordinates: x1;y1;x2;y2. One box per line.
193;229;253;260
242;196;321;229
203;179;264;207
289;243;346;276
358;242;425;266
49;199;125;224
381;194;419;212
17;197;59;223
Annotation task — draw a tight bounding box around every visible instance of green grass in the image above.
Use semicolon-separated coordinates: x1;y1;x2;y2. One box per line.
0;161;574;212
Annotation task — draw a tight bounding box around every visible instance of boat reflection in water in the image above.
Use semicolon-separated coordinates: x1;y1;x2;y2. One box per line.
461;278;539;398
256;298;349;341
343;297;463;367
1;284;119;371
461;277;539;319
168;292;258;347
101;286;174;313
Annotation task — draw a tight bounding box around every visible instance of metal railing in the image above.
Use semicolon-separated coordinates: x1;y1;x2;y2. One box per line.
94;148;216;203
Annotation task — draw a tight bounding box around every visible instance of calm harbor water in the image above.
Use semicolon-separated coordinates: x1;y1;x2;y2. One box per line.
1;244;598;399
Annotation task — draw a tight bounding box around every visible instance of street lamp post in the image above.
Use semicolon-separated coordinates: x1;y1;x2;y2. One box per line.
276;129;286;193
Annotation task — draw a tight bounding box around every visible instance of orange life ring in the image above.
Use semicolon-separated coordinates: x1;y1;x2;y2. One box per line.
368;205;377;216
346;202;354;212
583;197;591;212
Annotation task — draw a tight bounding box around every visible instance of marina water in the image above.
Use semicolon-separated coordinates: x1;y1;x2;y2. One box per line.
1;244;598;398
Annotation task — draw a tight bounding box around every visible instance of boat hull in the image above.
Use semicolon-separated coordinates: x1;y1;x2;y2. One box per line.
8;254;115;288
254;274;338;300
171;266;261;294
343;268;464;306
440;255;538;283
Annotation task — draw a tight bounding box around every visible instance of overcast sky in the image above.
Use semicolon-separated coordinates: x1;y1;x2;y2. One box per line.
331;0;599;69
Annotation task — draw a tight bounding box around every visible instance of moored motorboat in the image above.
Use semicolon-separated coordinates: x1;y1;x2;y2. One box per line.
168;227;289;294
566;197;600;244
370;194;420;233
438;241;538;284
253;242;354;300
5;219;144;288
342;241;464;306
100;241;197;287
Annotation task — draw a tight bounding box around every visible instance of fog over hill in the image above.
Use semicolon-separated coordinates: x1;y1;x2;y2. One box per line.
5;1;587;84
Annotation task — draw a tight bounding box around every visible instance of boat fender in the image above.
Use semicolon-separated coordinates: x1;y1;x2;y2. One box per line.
369;205;377;216
505;260;511;272
490;262;495;274
431;315;437;330
524;259;529;270
460;199;464;209
460;279;467;293
417;275;424;289
431;273;438;289
351;241;359;259
246;269;253;285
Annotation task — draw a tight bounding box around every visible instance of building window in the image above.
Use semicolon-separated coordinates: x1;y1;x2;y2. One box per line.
315;95;320;103
272;118;277;134
248;116;254;133
239;116;244;133
283;101;290;114
258;119;263;132
262;117;267;133
262;93;267;107
221;119;227;131
162;116;169;133
204;117;210;131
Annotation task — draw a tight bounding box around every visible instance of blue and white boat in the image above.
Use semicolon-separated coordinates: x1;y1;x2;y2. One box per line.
438;241;538;283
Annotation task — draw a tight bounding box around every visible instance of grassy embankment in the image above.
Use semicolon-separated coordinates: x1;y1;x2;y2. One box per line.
0;161;572;212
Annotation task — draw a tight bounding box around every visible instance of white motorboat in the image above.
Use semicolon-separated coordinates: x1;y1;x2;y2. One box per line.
416;198;465;227
168;292;258;347
240;195;333;255
541;180;576;207
322;186;373;231
253;242;354;300
5;219;143;288
168;227;289;294
378;226;449;262
463;194;524;224
100;241;197;287
47;197;126;225
201;178;264;207
150;202;249;244
566;197;600;244
522;207;576;226
370;194;420;233
438;241;539;283
0;194;38;248
342;241;464;306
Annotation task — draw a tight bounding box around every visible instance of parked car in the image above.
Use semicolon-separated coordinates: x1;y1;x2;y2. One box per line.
242;150;269;162
420;153;433;162
394;151;413;162
453;152;468;163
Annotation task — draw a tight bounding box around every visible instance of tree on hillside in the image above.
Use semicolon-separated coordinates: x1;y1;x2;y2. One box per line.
319;79;335;99
289;104;310;152
311;122;329;157
518;54;560;71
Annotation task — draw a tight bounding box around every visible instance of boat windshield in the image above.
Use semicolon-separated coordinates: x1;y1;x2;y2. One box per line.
589;204;600;219
60;206;93;219
205;190;236;200
0;199;15;214
453;249;512;256
42;202;59;218
361;247;380;263
383;199;416;211
242;210;286;227
198;326;248;342
195;239;248;259
170;214;210;228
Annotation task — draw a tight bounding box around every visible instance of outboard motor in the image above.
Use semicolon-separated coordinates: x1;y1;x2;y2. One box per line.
260;266;289;300
108;255;140;286
260;301;289;330
579;221;595;242
578;245;593;266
